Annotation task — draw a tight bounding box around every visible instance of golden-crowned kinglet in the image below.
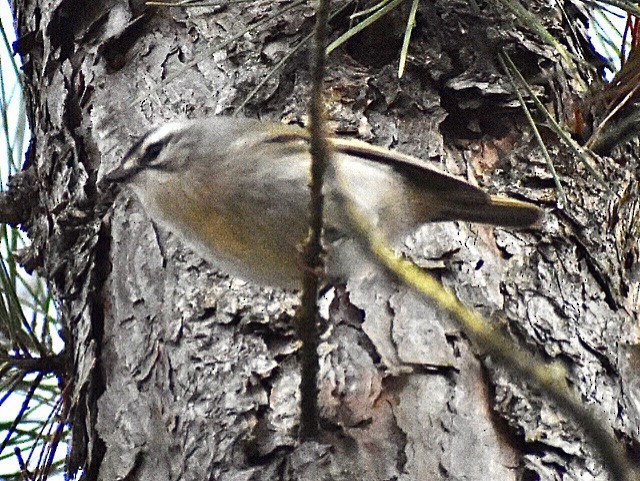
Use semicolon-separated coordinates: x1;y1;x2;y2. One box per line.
104;117;541;289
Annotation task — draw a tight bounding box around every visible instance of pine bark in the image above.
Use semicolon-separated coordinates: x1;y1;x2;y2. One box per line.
9;0;640;479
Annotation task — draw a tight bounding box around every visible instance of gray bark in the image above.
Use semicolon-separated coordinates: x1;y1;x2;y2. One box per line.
9;0;640;479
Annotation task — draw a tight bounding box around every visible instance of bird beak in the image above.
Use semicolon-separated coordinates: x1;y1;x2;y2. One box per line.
97;148;142;194
102;159;140;183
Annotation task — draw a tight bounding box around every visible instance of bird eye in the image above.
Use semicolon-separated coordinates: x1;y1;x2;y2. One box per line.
142;142;164;164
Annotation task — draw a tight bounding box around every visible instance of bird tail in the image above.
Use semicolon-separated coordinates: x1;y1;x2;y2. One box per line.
437;195;542;228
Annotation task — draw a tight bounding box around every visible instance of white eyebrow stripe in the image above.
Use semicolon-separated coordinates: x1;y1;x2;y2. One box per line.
141;122;185;147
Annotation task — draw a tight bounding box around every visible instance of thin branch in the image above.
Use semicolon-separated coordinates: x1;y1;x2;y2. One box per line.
326;0;406;55
398;0;419;78
587;0;640;19
500;51;612;194
234;2;353;116
332;181;635;481
297;0;332;440
493;0;587;88
499;52;568;207
0;373;43;460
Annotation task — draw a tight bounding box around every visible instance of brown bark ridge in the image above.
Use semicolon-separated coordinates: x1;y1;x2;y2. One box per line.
9;0;640;479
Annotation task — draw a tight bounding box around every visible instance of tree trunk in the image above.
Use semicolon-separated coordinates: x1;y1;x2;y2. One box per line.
10;0;640;479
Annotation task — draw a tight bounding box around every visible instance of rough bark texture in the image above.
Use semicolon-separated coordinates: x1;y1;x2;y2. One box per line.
9;0;640;479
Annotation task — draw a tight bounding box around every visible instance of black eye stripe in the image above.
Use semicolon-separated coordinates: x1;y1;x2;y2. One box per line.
148;161;177;172
143;142;164;162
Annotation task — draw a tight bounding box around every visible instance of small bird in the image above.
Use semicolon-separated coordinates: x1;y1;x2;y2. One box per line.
103;117;541;289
